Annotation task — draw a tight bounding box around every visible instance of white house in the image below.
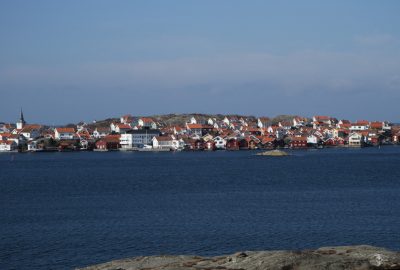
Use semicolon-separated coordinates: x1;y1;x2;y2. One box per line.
19;125;41;140
293;117;306;127
348;132;364;147
120;114;133;124
152;135;179;150
257;117;269;128
115;124;132;134
350;123;369;131
307;134;319;145
0;140;17;151
186;123;211;137
2;133;25;145
93;127;110;138
137;118;157;129
223;117;230;126
189;117;197;124
213;136;226;149
0;124;10;133
313;116;332;125
27;140;45;152
54;128;76;140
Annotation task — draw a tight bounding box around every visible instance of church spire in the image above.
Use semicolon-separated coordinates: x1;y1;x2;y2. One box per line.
20;108;25;123
17;108;26;129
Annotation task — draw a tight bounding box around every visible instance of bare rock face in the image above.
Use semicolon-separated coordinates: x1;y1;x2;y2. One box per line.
256;150;289;156
77;245;400;270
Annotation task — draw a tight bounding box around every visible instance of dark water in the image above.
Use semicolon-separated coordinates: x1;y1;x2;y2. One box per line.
1;147;400;270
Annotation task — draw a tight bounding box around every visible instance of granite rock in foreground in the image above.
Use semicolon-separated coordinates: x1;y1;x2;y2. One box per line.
78;245;400;270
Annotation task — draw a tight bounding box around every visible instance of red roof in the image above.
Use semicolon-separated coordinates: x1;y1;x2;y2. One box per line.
117;124;131;129
339;123;351;128
370;122;383;129
154;136;174;141
104;134;120;142
55;128;75;133
20;125;41;133
355;120;369;125
314;116;330;120
140;117;154;123
261;137;276;144
0;133;12;138
0;140;15;145
187;124;213;129
291;136;307;141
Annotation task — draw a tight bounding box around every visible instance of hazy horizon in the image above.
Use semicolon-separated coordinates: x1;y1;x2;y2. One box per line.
1;1;400;123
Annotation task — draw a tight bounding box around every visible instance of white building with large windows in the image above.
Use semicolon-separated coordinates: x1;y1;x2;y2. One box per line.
120;129;160;149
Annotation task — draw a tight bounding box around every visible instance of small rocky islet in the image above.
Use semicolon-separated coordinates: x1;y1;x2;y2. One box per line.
77;245;400;270
256;149;290;156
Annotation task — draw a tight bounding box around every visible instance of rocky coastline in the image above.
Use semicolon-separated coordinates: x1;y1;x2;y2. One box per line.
77;245;400;270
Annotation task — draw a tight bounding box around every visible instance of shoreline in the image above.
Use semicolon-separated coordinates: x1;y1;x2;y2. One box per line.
77;245;400;270
1;144;398;154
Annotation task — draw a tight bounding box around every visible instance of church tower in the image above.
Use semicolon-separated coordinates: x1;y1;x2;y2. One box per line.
16;108;26;129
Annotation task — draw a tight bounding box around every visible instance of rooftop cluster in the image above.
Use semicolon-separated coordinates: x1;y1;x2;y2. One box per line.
0;112;399;152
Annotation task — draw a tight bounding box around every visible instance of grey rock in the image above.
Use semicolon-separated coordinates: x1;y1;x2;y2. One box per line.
77;245;400;270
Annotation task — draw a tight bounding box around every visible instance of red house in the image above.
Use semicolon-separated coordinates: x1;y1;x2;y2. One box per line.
194;139;205;150
95;135;120;150
226;138;239;150
290;137;308;148
260;137;276;149
204;140;216;151
239;137;258;150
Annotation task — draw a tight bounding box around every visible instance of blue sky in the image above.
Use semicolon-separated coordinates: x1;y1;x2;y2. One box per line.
1;1;400;124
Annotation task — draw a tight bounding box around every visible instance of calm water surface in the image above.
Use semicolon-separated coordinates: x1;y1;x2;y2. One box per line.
1;147;400;269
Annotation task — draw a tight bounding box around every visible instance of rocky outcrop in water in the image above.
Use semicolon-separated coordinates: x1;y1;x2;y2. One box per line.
256;150;289;156
77;245;400;270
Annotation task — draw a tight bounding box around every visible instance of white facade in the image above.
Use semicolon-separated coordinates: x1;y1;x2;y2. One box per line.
350;125;369;131
223;117;230;126
213;136;226;149
119;133;134;149
257;118;263;128
348;132;363;146
307;135;318;144
293;118;305;127
0;141;17;151
21;129;40;140
54;129;75;140
137;118;157;129
120;130;160;149
93;128;109;139
152;136;179;150
27;141;42;151
0;124;10;133
190;117;197;124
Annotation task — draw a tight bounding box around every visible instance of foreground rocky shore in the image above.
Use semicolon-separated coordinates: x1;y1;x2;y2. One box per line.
78;245;400;270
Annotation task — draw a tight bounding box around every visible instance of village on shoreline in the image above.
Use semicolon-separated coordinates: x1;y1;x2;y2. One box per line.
0;110;399;153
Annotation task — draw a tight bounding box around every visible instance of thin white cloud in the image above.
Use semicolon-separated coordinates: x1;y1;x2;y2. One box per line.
354;34;398;46
1;50;399;97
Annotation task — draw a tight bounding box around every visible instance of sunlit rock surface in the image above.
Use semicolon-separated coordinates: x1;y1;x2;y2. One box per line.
78;245;400;270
